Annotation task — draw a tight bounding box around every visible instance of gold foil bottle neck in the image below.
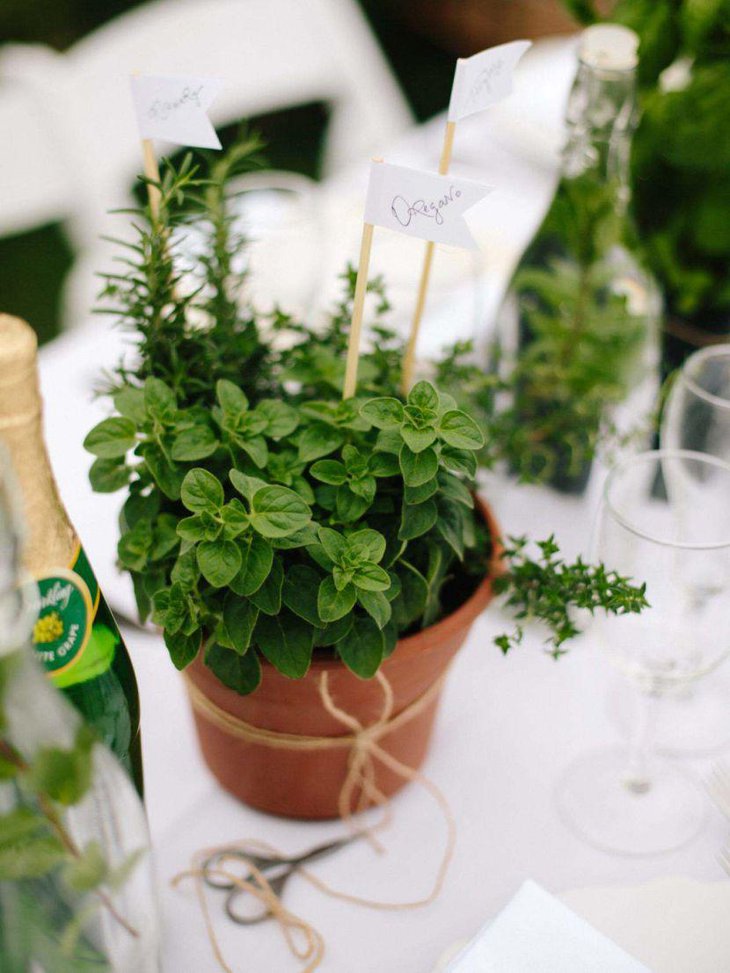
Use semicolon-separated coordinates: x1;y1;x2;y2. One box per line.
0;314;77;574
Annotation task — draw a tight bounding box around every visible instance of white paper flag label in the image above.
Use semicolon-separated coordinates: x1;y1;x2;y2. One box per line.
130;74;223;148
364;162;491;250
448;40;532;122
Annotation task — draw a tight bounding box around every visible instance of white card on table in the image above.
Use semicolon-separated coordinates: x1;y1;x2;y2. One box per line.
130;74;223;148
445;880;651;972
363;161;491;250
448;40;532;122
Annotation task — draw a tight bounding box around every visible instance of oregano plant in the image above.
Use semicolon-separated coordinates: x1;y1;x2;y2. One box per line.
86;377;488;690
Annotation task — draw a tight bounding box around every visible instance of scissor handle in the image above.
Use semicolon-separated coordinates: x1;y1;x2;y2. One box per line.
202;849;282;890
225;868;291;925
292;832;361;867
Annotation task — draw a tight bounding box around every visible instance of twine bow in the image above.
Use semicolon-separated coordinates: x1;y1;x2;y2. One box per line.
174;668;457;972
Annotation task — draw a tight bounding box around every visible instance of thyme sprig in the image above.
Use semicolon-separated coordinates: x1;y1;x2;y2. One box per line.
494;535;649;658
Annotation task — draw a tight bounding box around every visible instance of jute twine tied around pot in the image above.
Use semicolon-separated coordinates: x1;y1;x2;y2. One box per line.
173;668;457;973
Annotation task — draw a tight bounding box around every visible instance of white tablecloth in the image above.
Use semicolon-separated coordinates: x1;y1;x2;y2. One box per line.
36;39;729;973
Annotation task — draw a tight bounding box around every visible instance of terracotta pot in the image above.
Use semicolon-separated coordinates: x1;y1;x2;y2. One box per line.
185;497;502;819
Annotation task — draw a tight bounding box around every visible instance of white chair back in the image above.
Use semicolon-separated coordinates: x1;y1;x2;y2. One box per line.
0;47;79;237
0;0;413;323
0;0;412;323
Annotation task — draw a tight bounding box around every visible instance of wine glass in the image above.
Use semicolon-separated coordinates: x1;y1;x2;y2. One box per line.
663;344;730;458
640;343;730;755
557;449;730;855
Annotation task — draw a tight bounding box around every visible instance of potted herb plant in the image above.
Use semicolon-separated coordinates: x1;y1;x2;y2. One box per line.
84;139;647;819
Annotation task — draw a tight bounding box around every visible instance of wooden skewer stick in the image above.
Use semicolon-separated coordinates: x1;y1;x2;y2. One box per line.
141;137;162;220
401;120;457;396
133;71;162;219
343;221;375;399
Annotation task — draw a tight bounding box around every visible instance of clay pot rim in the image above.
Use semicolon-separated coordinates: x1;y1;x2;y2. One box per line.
261;493;503;673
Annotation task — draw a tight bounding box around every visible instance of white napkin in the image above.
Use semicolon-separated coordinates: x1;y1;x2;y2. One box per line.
445;880;652;972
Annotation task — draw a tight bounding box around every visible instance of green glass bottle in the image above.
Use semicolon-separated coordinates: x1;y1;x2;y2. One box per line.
0;314;143;795
495;24;660;492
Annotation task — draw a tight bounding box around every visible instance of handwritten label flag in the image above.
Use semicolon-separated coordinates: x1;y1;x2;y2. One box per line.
364;161;491;250
130;74;223;148
448;40;532;122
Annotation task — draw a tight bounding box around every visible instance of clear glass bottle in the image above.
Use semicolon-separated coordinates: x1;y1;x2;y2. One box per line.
0;457;160;973
0;314;142;794
494;25;661;493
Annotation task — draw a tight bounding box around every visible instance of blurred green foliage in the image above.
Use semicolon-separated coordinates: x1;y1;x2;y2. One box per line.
563;0;730;326
0;226;73;346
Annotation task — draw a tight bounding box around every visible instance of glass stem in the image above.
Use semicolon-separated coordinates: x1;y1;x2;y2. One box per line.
623;688;658;794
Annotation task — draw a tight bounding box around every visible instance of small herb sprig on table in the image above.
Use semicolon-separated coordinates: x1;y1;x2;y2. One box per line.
494;535;649;658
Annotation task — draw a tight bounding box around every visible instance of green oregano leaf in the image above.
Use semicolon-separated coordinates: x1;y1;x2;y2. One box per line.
205;643;261;694
229;469;268;502
196;538;242;587
249;486;311;538
89;457;130;493
401;424;437;453
171;424;218;461
164;629;200;670
254;609;314;678
282;564;322;626
336;615;384;678
256;399;299;438
181;468;224;513
249;557;284;615
298;423;344;462
407;381;439;412
436;500;465;560
318;576;357;622
216;379;248;415
83;417;136;459
351;562;390;592
399;444;438;487
347;529;386;563
399;498;438;540
139;444;184;500
113;386;146;424
438;410;485;450
357;589;392;629
144;376;177;420
360;397;404;429
310;460;347;485
229;532;274;596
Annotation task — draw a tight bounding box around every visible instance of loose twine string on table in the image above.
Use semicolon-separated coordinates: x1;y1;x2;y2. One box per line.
173;668;457;972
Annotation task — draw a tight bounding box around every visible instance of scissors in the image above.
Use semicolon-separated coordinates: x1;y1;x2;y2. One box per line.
201;834;360;925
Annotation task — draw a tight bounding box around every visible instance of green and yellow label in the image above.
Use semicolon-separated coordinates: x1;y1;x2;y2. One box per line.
33;545;117;688
33;568;93;673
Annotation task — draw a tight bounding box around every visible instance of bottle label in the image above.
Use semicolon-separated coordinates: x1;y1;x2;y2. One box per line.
33;569;93;672
32;545;117;688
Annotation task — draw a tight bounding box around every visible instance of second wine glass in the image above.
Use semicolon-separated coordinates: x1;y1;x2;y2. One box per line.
642;343;730;756
557;449;730;855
